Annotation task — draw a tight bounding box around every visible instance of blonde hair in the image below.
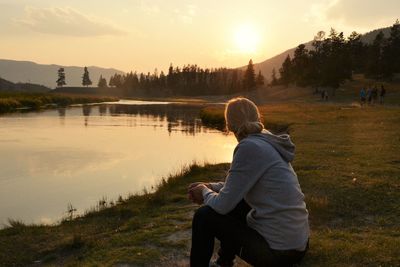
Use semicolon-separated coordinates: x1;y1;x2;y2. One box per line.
224;97;264;140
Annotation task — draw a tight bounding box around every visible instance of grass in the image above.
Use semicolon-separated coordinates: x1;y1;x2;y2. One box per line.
0;92;118;113
0;103;399;266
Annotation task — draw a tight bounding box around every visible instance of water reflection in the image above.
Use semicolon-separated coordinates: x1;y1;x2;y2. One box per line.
57;108;66;125
99;104;107;116
71;103;212;135
0;101;236;225
82;105;92;127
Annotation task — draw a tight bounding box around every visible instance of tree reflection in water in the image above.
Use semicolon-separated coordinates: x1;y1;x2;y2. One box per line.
72;103;219;135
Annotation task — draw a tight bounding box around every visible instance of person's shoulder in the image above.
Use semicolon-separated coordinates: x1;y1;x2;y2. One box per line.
235;136;260;149
237;135;272;152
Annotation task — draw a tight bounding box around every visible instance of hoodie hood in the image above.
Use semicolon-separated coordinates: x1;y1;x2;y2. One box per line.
250;129;295;162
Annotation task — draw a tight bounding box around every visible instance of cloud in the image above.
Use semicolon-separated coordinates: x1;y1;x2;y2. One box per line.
173;4;197;24
140;2;160;15
326;0;399;28
15;6;127;36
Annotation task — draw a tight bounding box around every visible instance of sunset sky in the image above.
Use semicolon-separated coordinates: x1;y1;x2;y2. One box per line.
0;0;399;73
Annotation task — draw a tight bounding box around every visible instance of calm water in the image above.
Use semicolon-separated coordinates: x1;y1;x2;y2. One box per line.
0;100;236;226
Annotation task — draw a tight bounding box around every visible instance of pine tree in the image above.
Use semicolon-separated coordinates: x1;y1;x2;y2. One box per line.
279;55;293;86
56;68;66;87
82;67;92;87
347;31;365;73
366;31;385;78
256;70;265;86
244;59;256;90
270;68;278;86
292;44;310;86
109;74;115;87
97;75;107;88
382;20;400;78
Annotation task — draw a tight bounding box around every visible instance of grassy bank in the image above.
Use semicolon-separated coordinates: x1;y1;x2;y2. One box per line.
0;92;118;113
1;103;399;266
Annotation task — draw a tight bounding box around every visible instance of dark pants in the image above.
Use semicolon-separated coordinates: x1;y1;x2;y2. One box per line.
190;201;308;267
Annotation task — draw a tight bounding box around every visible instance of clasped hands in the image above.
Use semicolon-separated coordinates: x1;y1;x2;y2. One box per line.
187;182;212;205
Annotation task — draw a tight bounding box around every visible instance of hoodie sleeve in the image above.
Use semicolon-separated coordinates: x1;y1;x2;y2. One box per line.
208;182;225;192
202;140;271;215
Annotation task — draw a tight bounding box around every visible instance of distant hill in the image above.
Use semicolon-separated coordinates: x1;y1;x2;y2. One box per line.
0;59;125;89
248;26;392;81
0;77;49;92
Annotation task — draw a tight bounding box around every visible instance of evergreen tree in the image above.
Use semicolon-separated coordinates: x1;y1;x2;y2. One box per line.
256;70;265;86
109;74;115;87
270;68;278;86
279;55;293;86
347;31;365;73
292;44;310;86
167;63;175;88
382;20;400;78
82;67;92;87
244;59;256;90
322;29;351;92
56;68;66;87
97;75;107;88
366;31;385;78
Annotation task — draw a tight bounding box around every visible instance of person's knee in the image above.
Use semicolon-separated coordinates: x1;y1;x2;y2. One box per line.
193;205;214;224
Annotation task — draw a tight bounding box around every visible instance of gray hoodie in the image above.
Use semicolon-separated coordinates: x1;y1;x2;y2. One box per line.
202;129;309;251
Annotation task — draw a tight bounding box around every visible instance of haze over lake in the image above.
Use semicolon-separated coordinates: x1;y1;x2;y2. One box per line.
0;100;236;225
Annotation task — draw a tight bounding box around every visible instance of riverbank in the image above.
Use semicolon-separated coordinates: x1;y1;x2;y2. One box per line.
0;92;118;113
1;103;399;266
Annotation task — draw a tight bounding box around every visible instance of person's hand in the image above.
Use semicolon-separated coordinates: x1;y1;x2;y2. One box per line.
188;182;211;191
188;184;208;205
188;182;211;203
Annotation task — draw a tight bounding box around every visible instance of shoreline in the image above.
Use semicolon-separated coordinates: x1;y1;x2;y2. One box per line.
0;92;118;114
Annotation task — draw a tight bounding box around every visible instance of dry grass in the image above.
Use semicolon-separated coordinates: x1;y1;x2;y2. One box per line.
0;102;399;266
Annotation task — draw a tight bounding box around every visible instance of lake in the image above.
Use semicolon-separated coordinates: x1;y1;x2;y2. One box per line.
0;100;236;226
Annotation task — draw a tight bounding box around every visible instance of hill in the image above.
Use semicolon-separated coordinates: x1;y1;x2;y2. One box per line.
0;77;49;92
0;59;125;89
249;26;392;81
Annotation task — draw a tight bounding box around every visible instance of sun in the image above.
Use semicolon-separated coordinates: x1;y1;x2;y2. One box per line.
234;24;260;53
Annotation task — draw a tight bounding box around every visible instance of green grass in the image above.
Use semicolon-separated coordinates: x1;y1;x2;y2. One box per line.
0;92;118;113
0;103;399;266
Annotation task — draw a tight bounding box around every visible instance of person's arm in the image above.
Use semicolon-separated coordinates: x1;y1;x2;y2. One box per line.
202;140;272;215
208;182;225;192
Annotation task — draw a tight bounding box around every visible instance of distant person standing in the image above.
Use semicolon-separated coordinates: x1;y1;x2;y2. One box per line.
360;87;366;105
321;89;329;101
380;85;386;105
372;86;378;104
367;86;372;105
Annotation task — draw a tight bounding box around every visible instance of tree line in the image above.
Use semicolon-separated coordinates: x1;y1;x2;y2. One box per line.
57;60;265;96
272;20;400;93
57;67;92;87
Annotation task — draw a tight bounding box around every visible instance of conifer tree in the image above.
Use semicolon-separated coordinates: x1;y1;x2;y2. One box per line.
82;67;92;87
56;68;66;87
256;70;265;86
279;55;293;86
382;20;400;78
244;59;256;90
97;75;107;88
270;68;278;86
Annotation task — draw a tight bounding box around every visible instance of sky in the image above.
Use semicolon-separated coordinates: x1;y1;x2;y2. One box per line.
0;0;399;73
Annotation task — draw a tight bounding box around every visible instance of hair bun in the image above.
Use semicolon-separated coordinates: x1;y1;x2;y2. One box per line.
237;121;264;139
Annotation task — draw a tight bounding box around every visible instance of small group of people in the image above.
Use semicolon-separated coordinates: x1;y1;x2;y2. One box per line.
360;85;386;105
188;97;309;267
320;89;329;101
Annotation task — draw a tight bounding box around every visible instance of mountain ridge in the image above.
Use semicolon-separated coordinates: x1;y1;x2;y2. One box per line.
0;59;125;89
0;76;49;92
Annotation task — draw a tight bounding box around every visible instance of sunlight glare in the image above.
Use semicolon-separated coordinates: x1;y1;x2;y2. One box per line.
234;24;260;53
